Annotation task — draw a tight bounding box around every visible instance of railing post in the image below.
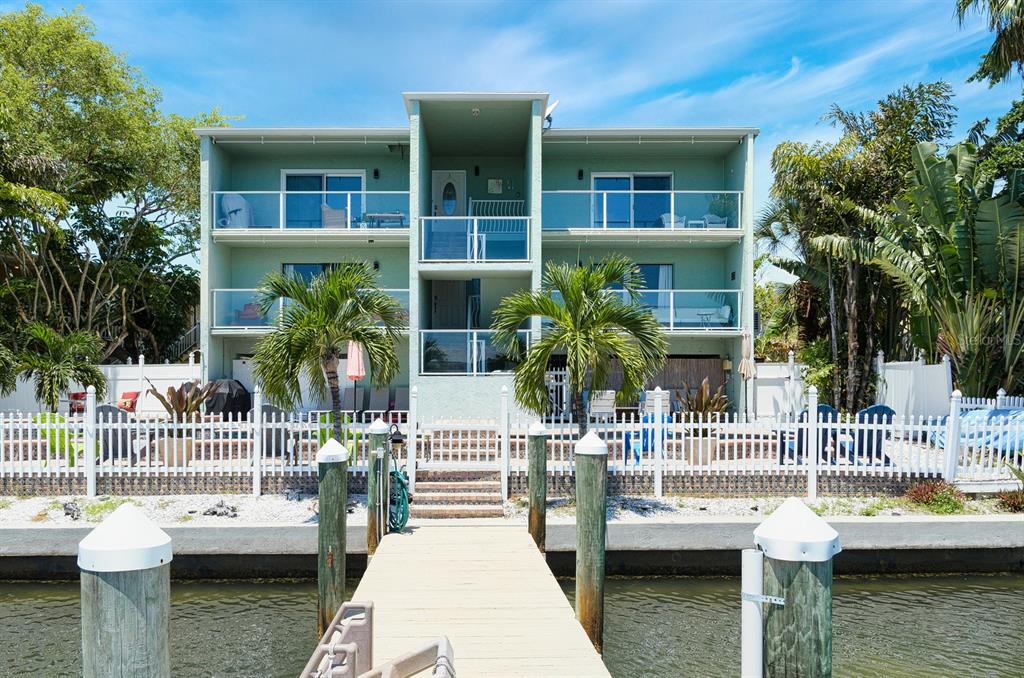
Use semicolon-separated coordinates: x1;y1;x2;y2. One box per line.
669;191;676;230
84;385;97;498
875;350;886;405
575;431;608;654
997;388;1008;409
137;353;145;395
317;438;349;637
941;354;952;395
79;505;171;678
527;422;548;552
251;386;263;497
407;385;418;497
500;385;510;500
653;386;665;498
367;418;389;556
806;386;819;500
944;390;962;481
787;350;798;415
278;191;285;229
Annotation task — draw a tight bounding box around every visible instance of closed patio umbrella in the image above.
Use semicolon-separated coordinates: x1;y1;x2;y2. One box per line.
346;340;366;413
738;332;757;381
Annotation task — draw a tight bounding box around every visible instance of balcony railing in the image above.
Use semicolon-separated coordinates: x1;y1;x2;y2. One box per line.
550;289;741;331
420;330;529;375
212;288;410;329
420;217;530;262
541;190;741;230
212;191;410;230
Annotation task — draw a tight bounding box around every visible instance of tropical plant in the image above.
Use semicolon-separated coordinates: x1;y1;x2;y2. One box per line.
958;0;1024;86
0;344;17;397
491;255;667;436
904;479;966;514
251;263;404;444
1000;461;1024;511
17;322;105;411
677;377;730;415
146;379;217;424
819;141;1024;396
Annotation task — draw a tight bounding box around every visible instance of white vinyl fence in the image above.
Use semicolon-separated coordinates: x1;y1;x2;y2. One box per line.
3;385;1023;498
751;351;806;418
875;352;953;418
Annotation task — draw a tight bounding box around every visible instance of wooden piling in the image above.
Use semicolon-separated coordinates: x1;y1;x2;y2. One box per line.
78;504;172;678
527;422;548;552
317;438;349;637
574;431;608;654
753;497;841;678
367;418;389;556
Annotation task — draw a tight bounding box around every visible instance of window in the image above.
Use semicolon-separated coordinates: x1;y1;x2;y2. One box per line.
283;172;364;228
282;263;335;283
591;173;672;228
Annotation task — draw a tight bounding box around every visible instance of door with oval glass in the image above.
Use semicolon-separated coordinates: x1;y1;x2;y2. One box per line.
431;170;467;216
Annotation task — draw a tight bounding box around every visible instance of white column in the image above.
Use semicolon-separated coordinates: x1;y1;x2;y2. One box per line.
740;548;764;678
251;386;263;497
137;353;146;395
407;385;418;496
500;385;510;500
806;386;819;500
653;386;665;498
85;385;97;498
944;390;962;481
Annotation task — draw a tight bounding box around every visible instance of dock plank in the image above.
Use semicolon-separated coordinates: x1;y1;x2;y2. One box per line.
352;525;611;677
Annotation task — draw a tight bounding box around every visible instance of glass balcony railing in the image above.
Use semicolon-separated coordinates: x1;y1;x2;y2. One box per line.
420;217;530;262
550;289;740;331
212;191;410;230
541;191;741;230
212;289;410;329
420;330;529;375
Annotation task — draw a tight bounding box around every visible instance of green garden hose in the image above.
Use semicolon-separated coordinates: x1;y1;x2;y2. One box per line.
388;457;410;532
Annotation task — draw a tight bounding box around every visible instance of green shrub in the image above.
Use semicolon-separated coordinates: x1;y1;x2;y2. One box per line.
904;480;965;514
997;490;1024;513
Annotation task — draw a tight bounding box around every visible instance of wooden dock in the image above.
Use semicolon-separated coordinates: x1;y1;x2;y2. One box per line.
352;524;611;677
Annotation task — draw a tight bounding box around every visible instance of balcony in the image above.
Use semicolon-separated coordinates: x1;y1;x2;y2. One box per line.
211;191;410;242
541;190;741;233
549;289;741;332
420;330;529;375
211;288;410;332
420;217;530;262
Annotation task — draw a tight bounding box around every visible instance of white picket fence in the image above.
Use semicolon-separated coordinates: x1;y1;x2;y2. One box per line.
3;385;1023;498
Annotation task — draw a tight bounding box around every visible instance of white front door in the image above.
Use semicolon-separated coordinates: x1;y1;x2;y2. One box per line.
431;170;467;217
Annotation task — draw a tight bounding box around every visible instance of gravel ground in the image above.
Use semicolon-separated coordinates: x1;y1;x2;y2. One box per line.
0;493;368;527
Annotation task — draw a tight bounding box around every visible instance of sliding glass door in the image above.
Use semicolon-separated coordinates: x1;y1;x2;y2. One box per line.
284;172;364;228
591;174;672;228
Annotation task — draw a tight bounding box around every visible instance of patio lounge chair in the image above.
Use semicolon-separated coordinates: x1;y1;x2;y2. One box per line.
588;390;616;421
838;404;894;465
778;404;840;464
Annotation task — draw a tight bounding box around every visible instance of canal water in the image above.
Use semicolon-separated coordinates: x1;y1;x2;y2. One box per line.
1;574;1021;677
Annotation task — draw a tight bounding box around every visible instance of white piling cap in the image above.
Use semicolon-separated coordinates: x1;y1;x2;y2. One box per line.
754;497;841;562
317;438;350;463
368;418;389;435
574;431;608;456
78;504;172;573
528;421;547;436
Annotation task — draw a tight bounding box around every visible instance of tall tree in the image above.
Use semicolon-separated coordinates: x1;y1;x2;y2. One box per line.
0;4;225;360
251;264;404;444
958;0;1024;86
491;255;667;435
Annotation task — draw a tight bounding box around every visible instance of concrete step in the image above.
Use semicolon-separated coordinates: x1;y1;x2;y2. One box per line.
411;504;506;519
416;471;500;483
413;491;502;505
414;481;502;493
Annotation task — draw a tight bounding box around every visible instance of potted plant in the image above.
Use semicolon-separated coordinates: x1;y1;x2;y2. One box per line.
145;380;217;467
676;377;730;465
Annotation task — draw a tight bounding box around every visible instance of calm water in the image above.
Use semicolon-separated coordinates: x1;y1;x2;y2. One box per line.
1;574;1022;677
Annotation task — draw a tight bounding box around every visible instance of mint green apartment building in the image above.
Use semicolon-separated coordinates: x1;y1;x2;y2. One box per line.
196;92;756;419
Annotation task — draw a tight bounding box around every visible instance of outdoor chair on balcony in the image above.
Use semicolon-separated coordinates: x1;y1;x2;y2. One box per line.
321;204;347;229
218;193;253;228
778;404;840;464
588;390;617;422
837;404;894;465
235;303;264;325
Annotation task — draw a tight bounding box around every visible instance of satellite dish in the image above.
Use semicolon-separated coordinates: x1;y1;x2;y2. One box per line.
544;99;560;128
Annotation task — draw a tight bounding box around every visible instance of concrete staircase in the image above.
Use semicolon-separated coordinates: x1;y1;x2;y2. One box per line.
411;471;505;519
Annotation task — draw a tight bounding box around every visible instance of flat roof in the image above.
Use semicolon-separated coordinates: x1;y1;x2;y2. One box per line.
193;127;410;141
402;91;549;115
544;127;759;139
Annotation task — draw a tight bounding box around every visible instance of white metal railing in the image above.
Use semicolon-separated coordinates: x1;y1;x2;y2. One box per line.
211;288;410;330
608;288;740;330
469;198;525;217
419;330;529;375
541;190;741;230
419;217;530;262
211;191;410;230
7;387;1023;497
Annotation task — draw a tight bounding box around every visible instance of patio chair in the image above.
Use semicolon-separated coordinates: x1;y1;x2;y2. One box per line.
838;404;894;465
321;204;347;229
340;386;365;413
587;390;617;421
778;404;840;464
368;387;390;413
68;391;87;415
117;391;140;413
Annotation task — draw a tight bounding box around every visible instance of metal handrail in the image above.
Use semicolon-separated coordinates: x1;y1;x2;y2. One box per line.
419;216;530;262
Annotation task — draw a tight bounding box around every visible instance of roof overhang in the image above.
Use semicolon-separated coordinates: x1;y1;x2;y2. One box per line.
193;127;410;143
402;91;549;115
543;127;759;142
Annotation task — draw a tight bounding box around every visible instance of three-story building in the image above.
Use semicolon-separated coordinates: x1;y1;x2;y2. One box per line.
196;92;756;419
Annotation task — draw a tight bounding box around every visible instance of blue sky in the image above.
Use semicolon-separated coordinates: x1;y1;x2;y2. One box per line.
7;0;1019;216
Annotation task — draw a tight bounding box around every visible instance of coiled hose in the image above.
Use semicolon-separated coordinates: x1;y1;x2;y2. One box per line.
388;457;410;532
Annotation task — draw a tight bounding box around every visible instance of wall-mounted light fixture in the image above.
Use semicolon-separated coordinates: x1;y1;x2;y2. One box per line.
373;260;380;271
577;169;584;181
474;165;480;176
373;168;380;180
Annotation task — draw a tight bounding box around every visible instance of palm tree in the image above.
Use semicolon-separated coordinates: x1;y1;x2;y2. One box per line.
958;0;1024;86
491;255;667;436
251;263;404;443
18;322;105;411
0;344;17;397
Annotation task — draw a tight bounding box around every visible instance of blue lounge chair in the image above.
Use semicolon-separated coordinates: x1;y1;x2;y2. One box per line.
838;404;894;465
778;404;840;464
